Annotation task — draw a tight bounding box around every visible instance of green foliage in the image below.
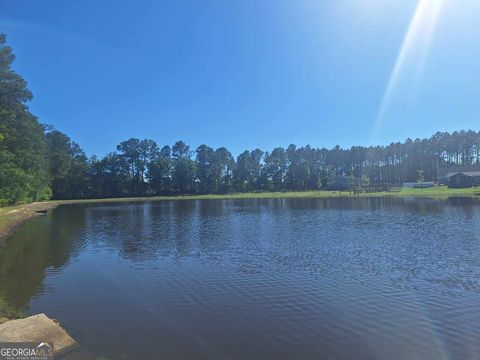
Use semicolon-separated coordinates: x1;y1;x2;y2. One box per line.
46;130;90;199
361;175;370;189
57;130;480;198
0;35;49;205
416;170;425;183
171;141;196;193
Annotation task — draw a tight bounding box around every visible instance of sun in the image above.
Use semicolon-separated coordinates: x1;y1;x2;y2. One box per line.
372;0;447;141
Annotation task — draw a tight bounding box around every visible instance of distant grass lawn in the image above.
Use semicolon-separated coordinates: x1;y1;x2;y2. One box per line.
366;186;480;198
56;185;478;202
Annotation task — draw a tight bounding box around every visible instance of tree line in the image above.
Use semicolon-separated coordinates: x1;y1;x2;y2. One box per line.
1;34;480;205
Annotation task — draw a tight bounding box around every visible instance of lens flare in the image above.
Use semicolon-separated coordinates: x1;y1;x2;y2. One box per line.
372;0;446;142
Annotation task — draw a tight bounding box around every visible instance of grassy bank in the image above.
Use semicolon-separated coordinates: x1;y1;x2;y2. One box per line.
0;298;25;324
360;186;480;198
59;186;479;202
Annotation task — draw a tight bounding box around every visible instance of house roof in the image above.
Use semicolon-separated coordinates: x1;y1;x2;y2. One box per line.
439;165;480;177
446;171;480;178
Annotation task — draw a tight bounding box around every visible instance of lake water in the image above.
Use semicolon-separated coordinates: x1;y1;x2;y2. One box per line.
1;197;480;359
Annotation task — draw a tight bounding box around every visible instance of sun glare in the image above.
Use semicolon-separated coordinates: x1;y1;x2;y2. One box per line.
372;0;447;141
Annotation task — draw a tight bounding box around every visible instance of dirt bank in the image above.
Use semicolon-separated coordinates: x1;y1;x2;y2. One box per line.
0;202;61;245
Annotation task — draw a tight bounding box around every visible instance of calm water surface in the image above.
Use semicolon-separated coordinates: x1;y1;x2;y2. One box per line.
1;197;480;359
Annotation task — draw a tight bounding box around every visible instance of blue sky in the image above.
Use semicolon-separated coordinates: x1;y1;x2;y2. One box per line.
1;0;479;156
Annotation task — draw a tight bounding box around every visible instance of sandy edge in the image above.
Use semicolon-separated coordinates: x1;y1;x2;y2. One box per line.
0;202;61;245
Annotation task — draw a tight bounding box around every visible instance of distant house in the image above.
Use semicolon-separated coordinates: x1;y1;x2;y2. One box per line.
438;165;480;188
327;175;361;190
447;172;480;188
403;182;435;188
438;165;480;185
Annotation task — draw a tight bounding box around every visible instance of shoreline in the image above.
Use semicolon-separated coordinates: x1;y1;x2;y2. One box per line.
0;202;62;245
0;187;478;244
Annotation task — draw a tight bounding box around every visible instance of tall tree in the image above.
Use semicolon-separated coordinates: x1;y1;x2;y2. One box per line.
172;141;196;193
148;146;172;194
195;144;215;193
117;138;141;196
0;34;50;205
214;147;235;193
138;139;159;195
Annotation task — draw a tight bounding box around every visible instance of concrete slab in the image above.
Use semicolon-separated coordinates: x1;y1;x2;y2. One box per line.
0;313;78;355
